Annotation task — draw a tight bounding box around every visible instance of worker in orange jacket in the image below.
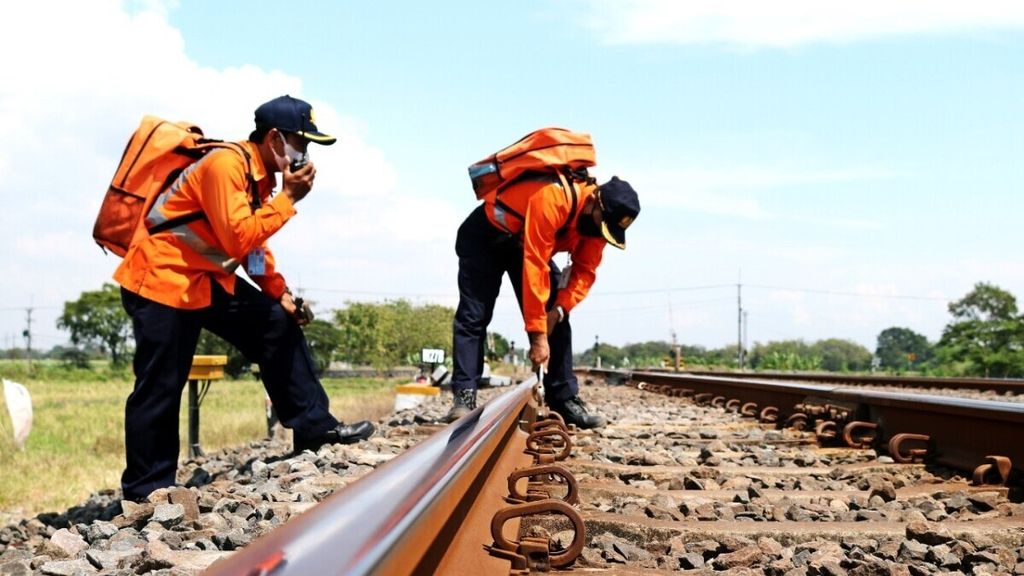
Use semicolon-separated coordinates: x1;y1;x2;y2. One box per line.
445;171;640;427
113;95;374;502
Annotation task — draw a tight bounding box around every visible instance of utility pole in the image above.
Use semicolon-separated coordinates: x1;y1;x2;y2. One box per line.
671;330;681;372
736;283;744;370
23;307;33;373
743;309;749;368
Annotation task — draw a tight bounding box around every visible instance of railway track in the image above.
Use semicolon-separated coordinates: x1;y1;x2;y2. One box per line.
207;368;1024;574
678;369;1024;395
203;375;585;576
590;369;1024;484
2;369;1023;574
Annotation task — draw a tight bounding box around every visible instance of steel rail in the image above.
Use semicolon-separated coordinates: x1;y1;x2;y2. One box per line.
675;369;1024;394
205;377;540;576
582;368;1024;483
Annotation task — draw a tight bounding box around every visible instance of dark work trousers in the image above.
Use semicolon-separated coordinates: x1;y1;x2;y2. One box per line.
452;205;578;403
119;280;338;501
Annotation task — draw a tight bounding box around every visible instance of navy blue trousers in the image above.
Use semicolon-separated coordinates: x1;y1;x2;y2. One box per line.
452;206;578;402
119;280;338;501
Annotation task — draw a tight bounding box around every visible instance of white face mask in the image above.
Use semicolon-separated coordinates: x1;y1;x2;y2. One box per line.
275;132;309;171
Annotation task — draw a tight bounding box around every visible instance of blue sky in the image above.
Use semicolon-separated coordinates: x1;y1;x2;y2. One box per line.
1;1;1023;357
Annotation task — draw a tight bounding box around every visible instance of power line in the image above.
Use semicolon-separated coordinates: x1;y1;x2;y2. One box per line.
745;284;950;302
583;297;735;316
588;284;736;296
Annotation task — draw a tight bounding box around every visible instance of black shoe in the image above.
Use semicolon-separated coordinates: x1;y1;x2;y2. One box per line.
442;389;477;423
549;396;607;429
294;421;375;453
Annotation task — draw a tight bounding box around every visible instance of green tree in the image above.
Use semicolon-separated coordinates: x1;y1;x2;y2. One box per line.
875;327;932;371
811;338;873;372
333;301;383;366
487;331;510;361
935;283;1024;377
577;341;625;368
749;340;815;370
621;340;672;366
57;283;132;366
303;319;342;376
333;300;454;368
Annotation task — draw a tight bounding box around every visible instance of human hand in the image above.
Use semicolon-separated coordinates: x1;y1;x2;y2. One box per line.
280;291;311;326
528;331;549;369
282;161;316;204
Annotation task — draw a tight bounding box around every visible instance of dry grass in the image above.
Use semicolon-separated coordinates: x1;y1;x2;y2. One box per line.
0;371;399;522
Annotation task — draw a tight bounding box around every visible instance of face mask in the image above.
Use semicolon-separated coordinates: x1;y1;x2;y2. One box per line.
275;132;309;171
577;204;603;238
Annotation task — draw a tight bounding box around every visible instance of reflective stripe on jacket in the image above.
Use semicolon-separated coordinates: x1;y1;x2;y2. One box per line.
482;175;606;334
114;141;296;309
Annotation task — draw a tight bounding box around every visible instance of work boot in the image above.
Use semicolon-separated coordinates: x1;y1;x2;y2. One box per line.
548;395;606;429
442;389;477;423
293;421;376;454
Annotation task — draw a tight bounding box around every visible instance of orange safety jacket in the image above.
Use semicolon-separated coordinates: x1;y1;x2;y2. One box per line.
113;141;295;309
482;175;605;334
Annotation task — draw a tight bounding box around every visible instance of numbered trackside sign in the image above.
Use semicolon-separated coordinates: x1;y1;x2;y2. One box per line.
421;348;445;363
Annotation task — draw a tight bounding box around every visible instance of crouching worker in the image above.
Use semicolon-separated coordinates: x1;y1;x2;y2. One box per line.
446;128;640;427
112;95;374;502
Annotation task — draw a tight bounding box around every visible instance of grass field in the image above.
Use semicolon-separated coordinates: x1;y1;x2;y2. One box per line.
0;360;400;522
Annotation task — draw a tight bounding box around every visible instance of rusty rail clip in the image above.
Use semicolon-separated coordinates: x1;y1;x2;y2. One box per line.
972;455;1013;487
815;420;837;441
525;429;573;462
507;464;579;505
693;393;713;404
785;413;809;431
490;499;586;571
842;421;877;449
888;433;930;463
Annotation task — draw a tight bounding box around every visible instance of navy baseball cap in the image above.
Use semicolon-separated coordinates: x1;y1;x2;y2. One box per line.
597;176;640;249
254;95;336;145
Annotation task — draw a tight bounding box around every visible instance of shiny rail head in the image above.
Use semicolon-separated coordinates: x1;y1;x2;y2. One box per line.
204;378;541;576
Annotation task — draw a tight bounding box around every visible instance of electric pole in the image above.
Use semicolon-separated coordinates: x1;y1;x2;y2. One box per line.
743;309;749;369
736;284;744;370
23;307;33;373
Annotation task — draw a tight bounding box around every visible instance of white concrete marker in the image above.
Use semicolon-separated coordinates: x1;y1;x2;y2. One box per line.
3;379;32;449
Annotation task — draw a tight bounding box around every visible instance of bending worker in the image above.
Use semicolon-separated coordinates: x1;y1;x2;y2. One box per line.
446;166;640;427
113;95;374;502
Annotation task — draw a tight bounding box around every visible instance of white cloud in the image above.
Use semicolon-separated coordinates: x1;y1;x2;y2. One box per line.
579;0;1024;47
630;165;888;228
0;0;450;346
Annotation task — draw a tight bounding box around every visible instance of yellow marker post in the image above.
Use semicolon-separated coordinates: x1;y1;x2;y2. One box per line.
393;383;441;412
187;355;227;458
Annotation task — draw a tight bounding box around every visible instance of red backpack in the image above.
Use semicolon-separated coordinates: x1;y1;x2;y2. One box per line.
92;116;253;256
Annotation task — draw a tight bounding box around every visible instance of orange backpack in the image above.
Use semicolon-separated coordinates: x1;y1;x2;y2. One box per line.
92;116;254;256
468;127;596;199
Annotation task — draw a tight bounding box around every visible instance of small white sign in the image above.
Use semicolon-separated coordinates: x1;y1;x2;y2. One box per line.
421;348;445;363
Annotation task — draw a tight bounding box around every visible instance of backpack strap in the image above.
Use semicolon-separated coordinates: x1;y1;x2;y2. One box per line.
491;170;580;237
146;142;258;234
554;170;579;238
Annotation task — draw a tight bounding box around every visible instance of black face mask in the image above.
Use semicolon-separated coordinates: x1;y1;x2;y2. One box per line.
577;208;603;238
